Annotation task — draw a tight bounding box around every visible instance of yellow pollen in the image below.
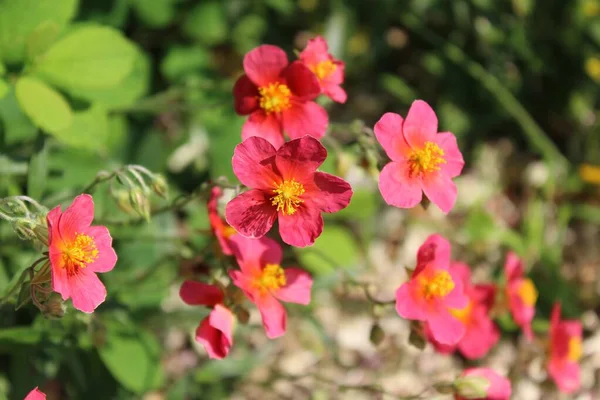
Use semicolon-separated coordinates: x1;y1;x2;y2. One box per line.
271;179;305;215
517;279;538;307
568;337;582;362
62;233;99;275
310;60;337;80
419;270;455;299
408;141;446;177
450;300;473;324
258;83;292;113
254;263;287;293
221;225;237;239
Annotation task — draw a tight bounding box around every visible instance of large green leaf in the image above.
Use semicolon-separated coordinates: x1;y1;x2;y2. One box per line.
0;0;77;64
15;76;73;133
52;104;109;151
27;142;48;199
97;316;164;394
0;89;37;144
183;2;228;45
33;25;136;91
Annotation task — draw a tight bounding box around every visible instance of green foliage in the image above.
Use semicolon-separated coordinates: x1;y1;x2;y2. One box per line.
15;76;73;133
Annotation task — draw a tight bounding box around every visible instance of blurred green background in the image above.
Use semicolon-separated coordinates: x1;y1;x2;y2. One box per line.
0;0;599;398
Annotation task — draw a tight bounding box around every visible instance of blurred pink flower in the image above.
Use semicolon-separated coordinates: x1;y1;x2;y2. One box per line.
504;251;537;340
47;194;117;313
233;44;328;148
208;186;237;255
24;387;46;400
395;234;468;345
455;368;511;400
179;281;234;359
374;100;464;214
548;303;582;394
299;36;346;103
228;235;313;338
425;262;500;359
225;135;352;247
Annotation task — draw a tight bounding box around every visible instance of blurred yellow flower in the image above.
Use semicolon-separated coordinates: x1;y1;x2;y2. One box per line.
585;57;600;82
580;164;600;184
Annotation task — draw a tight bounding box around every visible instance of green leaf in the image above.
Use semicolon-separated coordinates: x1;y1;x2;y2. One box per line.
0;89;38;144
98;316;164;394
26;20;61;62
265;0;295;15
183;2;228;45
294;226;359;275
161;45;210;82
0;0;77;64
0;78;7;99
33;25;137;91
15;76;73;133
27;142;48;199
131;0;176;28
0;62;5;75
332;189;378;220
52;105;109;151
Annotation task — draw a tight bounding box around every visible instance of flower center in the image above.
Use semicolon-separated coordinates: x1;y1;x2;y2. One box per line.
310;60;337;80
418;270;455;300
408;141;446;177
568;337;582;362
271;179;305;215
258;82;292;113
62;233;99;275
517;278;538;307
254;263;287;294
450;300;473;324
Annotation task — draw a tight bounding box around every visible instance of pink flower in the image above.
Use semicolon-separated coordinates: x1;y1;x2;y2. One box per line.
425;262;500;359
47;194;117;313
395;234;468;345
208;187;238;255
504;251;537;340
298;36;346;103
233;44;328;149
455;368;511;400
179;281;234;359
548;303;582;394
374;100;464;214
228;235;313;338
225;135;352;247
24;387;46;400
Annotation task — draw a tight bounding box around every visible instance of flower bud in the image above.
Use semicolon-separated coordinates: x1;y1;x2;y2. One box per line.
453;376;490;399
12;218;36;240
129;187;151;221
369;323;385;346
42;293;66;319
33;225;49;246
454;368;511;400
151;174;169;199
433;381;455;394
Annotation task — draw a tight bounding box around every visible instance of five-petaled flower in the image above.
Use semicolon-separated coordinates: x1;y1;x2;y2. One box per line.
425;262;500;359
208;186;238;255
233;44;328;149
548;303;582;394
374;100;464;214
47;194;117;313
179;281;234;359
24;387;46;400
228;235;313;338
454;368;512;400
298;36;346;103
395;234;468;345
225;135;353;247
504;251;537;341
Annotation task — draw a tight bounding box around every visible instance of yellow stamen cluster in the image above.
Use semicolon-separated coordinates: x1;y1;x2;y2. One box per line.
258;83;292;113
568;337;582;362
271;180;305;215
419;270;455;299
310;60;337;80
517;279;538;307
62;233;99;275
408;141;446;177
254;263;287;293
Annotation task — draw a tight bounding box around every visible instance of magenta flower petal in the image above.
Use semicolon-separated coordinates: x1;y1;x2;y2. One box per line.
232;136;280;189
504;251;524;280
395;282;427;320
225;189;278;239
378;162;423;209
282;61;320;100
84;226;117;273
179;281;224;307
309;172;353;213
228;235;283;274
277;203;324;247
195;306;234;360
68;269;107;313
58;194;95;236
436;132;464;178
421;171;458;214
403;100;438;148
233;75;259;115
243;44;288;87
374;112;408;161
24;387;46;400
324;84;347;103
275;135;327;181
460;368;512;400
241;111;285;150
428;308;465;345
282;101;328;141
256;293;287;339
274;268;313;305
416;234;451;271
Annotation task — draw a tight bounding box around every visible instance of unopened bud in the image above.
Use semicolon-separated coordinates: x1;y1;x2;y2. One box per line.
369;323;385;346
43;293;66;319
12;218;36;240
129;187;151;221
151;174;169;199
454;376;490;399
33;225;49;246
235;307;250;324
